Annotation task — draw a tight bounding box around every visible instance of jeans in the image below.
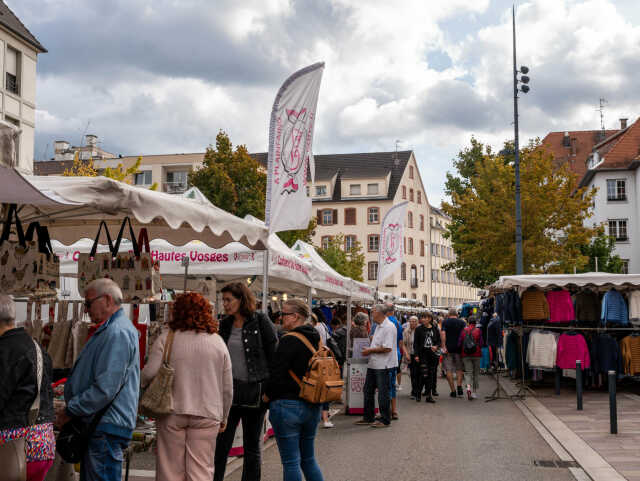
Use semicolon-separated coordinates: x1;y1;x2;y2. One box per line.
463;357;481;391
269;399;324;481
388;367;397;399
80;432;129;481
408;358;419;396
214;405;267;481
418;354;438;396
363;368;391;425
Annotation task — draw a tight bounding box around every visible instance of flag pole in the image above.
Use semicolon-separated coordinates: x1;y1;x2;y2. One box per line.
262;246;270;314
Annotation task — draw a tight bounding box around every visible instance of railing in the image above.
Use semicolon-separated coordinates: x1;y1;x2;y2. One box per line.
162;182;188;194
410;278;418;288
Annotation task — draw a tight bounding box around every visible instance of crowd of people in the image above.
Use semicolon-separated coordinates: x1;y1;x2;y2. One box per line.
0;277;487;481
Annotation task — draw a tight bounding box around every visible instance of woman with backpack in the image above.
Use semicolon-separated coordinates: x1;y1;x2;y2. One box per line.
214;283;278;481
263;299;325;481
458;315;484;400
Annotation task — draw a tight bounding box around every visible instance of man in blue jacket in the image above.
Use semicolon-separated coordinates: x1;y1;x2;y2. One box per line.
56;278;140;481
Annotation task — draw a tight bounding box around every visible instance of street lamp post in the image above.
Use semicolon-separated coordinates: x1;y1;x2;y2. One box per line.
512;5;530;275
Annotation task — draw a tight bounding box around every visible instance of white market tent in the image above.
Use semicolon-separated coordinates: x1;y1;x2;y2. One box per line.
291;240;352;299
0;167;268;249
491;272;640;291
349;279;375;303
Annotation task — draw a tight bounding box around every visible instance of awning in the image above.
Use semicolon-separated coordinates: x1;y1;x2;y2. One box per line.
491;272;640;291
292;240;352;298
0;167;268;249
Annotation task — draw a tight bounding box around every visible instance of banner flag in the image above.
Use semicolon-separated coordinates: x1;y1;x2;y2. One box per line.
265;62;324;233
377;201;409;286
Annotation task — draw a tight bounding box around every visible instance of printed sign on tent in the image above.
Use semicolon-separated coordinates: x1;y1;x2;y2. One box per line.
265;62;324;233
377;201;409;285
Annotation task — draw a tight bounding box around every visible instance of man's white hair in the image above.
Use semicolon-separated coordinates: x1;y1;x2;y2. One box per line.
372;303;386;314
86;278;124;305
448;307;458;317
0;294;15;325
409;315;418;322
384;302;395;315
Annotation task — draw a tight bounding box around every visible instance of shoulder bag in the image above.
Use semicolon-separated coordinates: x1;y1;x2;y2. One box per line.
0;339;43;481
139;330;175;417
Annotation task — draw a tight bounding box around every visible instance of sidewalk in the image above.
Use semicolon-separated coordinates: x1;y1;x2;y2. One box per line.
502;375;640;481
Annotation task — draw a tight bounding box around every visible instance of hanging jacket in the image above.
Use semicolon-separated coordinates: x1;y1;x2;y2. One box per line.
521;290;549;321
556;332;590;369
620;335;640;375
601;289;628;325
574;291;600;324
503;290;523;325
487;317;502;347
526;330;558;369
546;290;575;323
590;334;622;375
628;291;640;326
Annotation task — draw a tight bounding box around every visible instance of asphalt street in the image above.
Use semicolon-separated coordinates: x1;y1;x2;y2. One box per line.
226;374;576;481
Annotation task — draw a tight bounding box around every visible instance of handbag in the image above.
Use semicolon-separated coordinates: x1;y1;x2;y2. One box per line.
56;372;129;464
232;379;262;409
0;339;43;481
139;330;175;417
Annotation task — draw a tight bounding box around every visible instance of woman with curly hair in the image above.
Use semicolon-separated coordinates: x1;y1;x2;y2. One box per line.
141;292;232;481
214;282;278;481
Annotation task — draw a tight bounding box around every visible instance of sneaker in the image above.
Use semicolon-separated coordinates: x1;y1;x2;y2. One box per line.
432;390;439;397
409;395;416;400
457;386;464;397
416;394;421;402
397;384;402;391
450;391;457;398
370;421;390;428
425;396;436;403
354;419;374;425
323;421;335;428
471;392;477;399
466;385;472;400
392;412;399;420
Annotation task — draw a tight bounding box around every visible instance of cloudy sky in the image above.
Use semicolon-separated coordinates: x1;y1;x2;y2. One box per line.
10;0;640;205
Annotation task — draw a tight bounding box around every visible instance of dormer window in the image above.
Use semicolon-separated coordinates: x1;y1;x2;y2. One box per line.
367;183;379;195
315;185;327;196
350;184;361;195
409;166;414;179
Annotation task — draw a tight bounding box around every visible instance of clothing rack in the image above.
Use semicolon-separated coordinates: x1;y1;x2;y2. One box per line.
519;325;640;332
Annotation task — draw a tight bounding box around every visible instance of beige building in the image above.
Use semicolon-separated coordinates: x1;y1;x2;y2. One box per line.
0;2;46;173
429;205;479;307
52;134;117;163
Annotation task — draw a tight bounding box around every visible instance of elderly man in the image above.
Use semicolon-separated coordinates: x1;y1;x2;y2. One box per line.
354;304;397;428
403;316;419;399
56;279;140;481
441;307;467;398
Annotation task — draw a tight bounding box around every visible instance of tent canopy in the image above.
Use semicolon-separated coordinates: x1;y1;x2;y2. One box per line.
491;272;640;291
0;167;268;249
292;240;352;298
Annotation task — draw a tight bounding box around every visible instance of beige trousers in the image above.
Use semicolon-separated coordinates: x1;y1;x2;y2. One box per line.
156;414;220;481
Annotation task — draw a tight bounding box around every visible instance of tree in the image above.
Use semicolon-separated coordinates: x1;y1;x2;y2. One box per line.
63;153;157;190
277;218;317;248
317;235;365;281
579;229;624;273
442;139;599;287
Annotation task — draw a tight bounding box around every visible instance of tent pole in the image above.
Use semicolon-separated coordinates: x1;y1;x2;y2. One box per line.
261;250;269;314
345;295;352;414
307;286;313;312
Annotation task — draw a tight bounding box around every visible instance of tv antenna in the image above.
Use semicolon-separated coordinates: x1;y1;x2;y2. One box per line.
596;98;607;140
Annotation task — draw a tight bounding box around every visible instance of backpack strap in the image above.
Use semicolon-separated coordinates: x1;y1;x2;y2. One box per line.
285;332;317;388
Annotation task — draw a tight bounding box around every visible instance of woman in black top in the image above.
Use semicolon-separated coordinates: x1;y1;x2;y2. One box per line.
214;283;278;481
263;299;324;481
413;312;441;403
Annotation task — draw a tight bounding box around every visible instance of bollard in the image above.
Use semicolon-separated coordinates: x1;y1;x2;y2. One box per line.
608;370;617;434
555;367;561;395
576;360;583;410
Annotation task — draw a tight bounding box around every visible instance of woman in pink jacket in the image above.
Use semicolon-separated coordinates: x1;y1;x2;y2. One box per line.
142;292;233;481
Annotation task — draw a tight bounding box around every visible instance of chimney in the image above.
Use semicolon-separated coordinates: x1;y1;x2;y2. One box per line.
85;134;98;148
570;137;577;157
620;118;628;130
562;131;570;147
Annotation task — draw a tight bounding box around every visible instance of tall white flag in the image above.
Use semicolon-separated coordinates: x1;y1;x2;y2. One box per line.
377;201;409;286
265;62;324;234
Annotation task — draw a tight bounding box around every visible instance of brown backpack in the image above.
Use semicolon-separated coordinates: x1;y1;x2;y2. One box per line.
286;332;344;404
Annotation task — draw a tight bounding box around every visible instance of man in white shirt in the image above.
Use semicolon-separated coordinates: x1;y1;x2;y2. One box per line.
354;304;397;428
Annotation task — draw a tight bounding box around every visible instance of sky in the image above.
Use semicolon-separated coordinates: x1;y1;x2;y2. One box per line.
11;0;640;206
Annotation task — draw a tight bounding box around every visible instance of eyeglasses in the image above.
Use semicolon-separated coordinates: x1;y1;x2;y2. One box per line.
84;294;105;309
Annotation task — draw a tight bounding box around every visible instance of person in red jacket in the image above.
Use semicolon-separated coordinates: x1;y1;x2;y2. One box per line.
458;316;483;400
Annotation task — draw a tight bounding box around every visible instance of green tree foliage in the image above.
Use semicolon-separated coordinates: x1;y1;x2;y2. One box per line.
442;139;600;287
578;229;623;273
317;235;365;281
277;218;317;247
63;153;157;190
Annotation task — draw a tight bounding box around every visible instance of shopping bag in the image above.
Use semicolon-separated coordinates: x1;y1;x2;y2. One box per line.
0;204;59;297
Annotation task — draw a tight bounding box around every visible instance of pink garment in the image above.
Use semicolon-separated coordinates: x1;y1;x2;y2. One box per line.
556;333;591;369
27;460;54;481
546;290;576;323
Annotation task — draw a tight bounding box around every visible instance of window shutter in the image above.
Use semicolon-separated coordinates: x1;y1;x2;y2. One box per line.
316;209;322;224
333;209;338;225
345;208;356;225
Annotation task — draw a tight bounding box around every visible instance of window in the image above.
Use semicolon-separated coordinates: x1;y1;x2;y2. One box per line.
321;236;331;250
306;186;310;196
409;166;414;179
411;293;417;300
350;184;361;195
166;171;187;184
5;47;19;95
423;294;428;305
420;265;425;282
409;189;414;202
419;215;424;231
345;235;356;251
431;242;437;256
435;244;440;256
431;270;436;281
401;292;407;299
608;219;628;241
622;259;629;274
402;186;406;199
403;237;406;254
408;212;413;228
367;183;379;195
606;179;626;201
135;171;152;185
420;240;425;256
368;207;379;224
410;265;417;288
344;208;356;225
322;209;333;225
368;234;379;252
315;185;327;196
400;262;406;280
368;262;378;280
408;238;414;255
417;191;422;204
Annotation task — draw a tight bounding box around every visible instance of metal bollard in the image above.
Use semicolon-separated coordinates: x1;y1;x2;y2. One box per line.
608;370;617;434
555;367;561;395
576;360;583;410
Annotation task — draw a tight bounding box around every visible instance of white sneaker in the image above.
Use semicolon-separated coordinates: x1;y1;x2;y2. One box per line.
466;385;472;401
323;421;335;428
471;392;477;399
397;384;402;391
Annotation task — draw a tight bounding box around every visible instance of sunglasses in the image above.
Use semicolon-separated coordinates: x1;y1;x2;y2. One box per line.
84;294;105;309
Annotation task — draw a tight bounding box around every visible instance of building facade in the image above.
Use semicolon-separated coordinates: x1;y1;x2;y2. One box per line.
0;1;46;173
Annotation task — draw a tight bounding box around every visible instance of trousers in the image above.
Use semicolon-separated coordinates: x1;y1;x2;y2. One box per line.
363;368;391;425
418;354;438;396
463;357;481;391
